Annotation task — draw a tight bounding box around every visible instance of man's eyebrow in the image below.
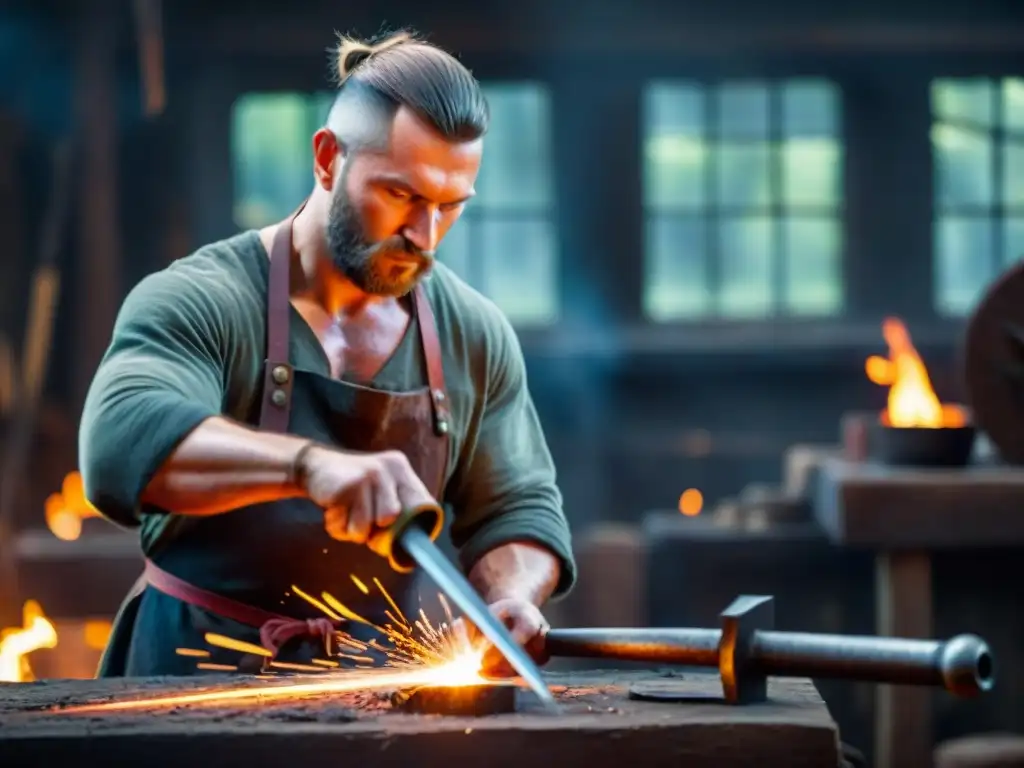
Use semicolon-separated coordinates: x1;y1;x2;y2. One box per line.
370;174;476;205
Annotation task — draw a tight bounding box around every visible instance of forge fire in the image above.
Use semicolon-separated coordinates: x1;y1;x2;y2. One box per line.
866;317;968;429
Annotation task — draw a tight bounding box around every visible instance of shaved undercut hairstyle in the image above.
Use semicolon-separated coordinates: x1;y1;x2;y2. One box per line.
326;30;490;151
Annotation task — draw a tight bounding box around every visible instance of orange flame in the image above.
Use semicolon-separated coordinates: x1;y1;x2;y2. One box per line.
0;600;58;682
865;318;967;428
45;471;100;541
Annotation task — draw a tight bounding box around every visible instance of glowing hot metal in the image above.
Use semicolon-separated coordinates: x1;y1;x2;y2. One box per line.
378;505;558;712
58;652;487;714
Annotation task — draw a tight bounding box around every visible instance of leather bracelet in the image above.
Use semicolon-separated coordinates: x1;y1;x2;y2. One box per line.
289;440;317;490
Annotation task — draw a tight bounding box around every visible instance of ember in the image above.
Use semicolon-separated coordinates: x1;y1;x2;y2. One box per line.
394;682;518;716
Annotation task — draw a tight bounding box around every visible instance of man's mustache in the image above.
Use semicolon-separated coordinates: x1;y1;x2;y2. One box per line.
365;236;435;266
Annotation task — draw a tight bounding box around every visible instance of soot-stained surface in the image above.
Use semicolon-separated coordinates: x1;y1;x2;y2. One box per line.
0;671;840;767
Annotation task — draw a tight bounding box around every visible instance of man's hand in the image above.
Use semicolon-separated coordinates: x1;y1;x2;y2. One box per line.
454;598;551;677
296;445;435;556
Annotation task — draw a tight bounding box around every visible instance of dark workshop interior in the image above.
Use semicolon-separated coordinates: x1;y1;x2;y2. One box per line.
0;0;1022;766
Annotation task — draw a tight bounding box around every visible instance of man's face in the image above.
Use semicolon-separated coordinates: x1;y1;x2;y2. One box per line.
320;106;483;297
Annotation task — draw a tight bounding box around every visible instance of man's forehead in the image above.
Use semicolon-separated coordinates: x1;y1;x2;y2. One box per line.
350;107;482;189
386;106;483;162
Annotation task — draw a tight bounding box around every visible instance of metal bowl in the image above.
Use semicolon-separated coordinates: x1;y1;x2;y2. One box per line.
867;422;976;467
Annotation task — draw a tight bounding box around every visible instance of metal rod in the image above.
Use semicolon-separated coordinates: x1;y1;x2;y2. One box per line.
544;628;720;666
544;627;994;698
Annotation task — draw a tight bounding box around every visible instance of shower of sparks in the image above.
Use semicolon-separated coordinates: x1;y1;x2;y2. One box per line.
56;576;488;715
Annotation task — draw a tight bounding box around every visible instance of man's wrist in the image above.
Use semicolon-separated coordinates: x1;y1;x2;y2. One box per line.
287;440;318;493
469;541;562;606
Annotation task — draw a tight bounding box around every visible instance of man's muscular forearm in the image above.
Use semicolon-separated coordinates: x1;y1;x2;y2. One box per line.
467;542;561;607
141;416;309;516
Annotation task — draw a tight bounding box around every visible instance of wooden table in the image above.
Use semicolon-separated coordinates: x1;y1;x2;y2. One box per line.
0;671;841;767
814;458;1024;768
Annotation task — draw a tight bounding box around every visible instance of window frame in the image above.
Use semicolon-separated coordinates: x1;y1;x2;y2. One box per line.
196;55;1024;358
435;81;561;327
930;76;1024;317
640;77;847;324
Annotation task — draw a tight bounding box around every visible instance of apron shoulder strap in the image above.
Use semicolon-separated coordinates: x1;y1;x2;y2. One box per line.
413;284;451;437
257;207;451;440
257;211;300;433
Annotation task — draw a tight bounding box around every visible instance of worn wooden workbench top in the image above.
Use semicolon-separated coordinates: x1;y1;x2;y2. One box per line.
0;671;841;767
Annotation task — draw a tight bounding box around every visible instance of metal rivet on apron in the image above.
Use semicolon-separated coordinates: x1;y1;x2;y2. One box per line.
433;390;445;402
272;365;290;385
436;420;449;435
271;389;288;407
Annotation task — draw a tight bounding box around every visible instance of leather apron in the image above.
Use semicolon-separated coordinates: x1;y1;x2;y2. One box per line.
97;207;451;676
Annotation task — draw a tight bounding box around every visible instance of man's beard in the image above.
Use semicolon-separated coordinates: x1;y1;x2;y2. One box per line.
325;187;435;297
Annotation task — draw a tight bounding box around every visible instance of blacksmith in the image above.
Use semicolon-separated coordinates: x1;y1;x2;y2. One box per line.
78;30;575;676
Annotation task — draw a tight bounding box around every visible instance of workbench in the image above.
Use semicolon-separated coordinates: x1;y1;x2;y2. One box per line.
815;457;1024;768
0;671;841;767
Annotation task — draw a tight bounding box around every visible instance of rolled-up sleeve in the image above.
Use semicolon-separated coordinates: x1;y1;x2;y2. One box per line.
78;270;228;528
447;314;576;598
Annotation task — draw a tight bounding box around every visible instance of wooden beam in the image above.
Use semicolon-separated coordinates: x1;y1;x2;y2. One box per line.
0;143;73;626
874;552;934;768
176;16;1024;57
74;0;120;410
133;0;166;117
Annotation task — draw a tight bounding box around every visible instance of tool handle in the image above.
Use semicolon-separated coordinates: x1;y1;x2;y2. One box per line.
369;503;445;573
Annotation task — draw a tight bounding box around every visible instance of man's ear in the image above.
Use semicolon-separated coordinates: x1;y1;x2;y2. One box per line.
312;128;342;191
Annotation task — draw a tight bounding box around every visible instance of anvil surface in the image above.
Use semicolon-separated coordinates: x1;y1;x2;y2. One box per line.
0;671;840;767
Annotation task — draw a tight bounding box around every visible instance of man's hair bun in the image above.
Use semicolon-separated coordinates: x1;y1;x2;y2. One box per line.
335;32;414;82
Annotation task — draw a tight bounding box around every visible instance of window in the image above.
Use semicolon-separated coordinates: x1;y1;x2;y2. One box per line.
230;83;558;326
642;80;844;321
232;92;334;229
438;84;557;325
931;78;1024;316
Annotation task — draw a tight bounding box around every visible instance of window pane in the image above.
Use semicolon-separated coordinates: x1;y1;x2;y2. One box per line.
643;215;709;320
719;216;773;317
1005;216;1024;267
716;83;769;139
231;94;312;229
782;80;839;138
1003;141;1024;206
644;84;707;209
477;218;558;324
932;124;994;208
781;80;841;209
934;216;995;315
717;143;771;208
1004;78;1024;134
782;139;841;208
438;214;472;285
311;91;335;126
475;84;552;209
783;217;842;315
932;79;995;128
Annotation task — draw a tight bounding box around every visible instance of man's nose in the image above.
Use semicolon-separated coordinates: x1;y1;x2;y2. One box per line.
402;205;440;254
